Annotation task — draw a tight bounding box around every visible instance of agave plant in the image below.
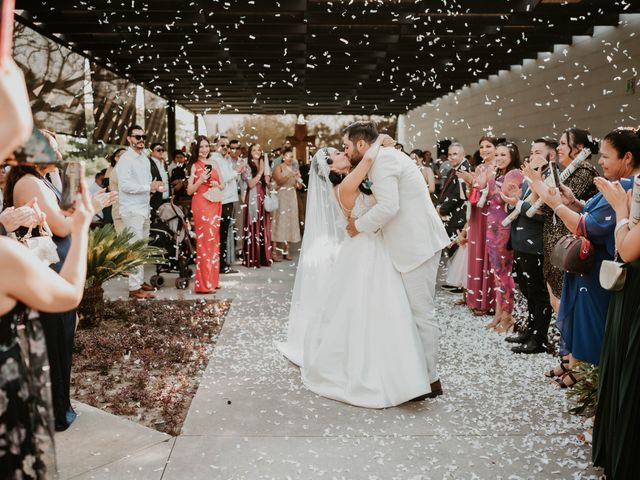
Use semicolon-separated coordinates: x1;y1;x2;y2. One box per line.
79;224;166;327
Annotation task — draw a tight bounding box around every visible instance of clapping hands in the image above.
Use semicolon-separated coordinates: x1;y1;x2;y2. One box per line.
0;198;43;232
500;182;521;207
594;177;631;216
91;189;118;211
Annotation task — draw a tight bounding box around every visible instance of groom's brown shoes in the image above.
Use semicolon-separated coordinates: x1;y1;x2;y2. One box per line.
410;380;443;402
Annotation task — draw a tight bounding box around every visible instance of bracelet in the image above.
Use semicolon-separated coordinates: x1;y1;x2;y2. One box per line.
615;218;630;236
552;204;565;215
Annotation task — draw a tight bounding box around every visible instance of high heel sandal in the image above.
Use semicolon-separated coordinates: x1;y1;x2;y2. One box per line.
484;318;500;329
544;358;570;378
495;321;515;334
553;371;580;389
577;429;593;444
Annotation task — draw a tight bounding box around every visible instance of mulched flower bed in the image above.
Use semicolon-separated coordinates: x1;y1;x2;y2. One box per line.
71;299;230;436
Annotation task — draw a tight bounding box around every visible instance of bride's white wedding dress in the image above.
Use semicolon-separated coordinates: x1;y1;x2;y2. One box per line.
301;193;429;408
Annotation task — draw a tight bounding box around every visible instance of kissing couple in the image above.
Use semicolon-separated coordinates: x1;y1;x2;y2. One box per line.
277;121;450;408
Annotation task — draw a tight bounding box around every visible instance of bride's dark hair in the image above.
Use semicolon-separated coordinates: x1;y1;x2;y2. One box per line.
328;171;373;196
313;147;373;195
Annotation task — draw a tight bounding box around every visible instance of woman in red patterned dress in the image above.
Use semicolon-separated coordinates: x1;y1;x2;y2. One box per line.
187;136;223;293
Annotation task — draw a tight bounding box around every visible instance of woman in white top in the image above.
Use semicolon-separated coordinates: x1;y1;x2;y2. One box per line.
410;149;436;194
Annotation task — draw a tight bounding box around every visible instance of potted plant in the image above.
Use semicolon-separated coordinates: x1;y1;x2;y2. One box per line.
78;224;166;327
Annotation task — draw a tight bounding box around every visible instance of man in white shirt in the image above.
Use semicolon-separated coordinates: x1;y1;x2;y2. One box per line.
229;139;247;257
213;136;243;274
115;125;164;299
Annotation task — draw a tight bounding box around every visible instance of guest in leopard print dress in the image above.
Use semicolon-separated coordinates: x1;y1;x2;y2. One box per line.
541;129;599;311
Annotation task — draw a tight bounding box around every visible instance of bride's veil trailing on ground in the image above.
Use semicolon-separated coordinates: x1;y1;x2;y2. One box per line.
276;147;347;366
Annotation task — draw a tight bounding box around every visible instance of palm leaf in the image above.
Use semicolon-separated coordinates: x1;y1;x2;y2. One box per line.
85;224;167;288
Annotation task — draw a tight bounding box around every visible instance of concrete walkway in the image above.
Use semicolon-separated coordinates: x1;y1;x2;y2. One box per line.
59;259;602;479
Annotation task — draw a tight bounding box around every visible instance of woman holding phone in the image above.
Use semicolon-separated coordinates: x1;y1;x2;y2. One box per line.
0;179;94;479
187;136;224;293
242;143;273;267
3;130;115;431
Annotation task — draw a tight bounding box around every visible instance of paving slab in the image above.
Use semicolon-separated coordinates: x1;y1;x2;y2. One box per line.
56;402;172;480
68;439;175;480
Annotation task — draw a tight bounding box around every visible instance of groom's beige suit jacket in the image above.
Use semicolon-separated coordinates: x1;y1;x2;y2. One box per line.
355;146;450;273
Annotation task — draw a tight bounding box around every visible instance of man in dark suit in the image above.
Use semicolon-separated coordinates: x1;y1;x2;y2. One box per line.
437;142;469;254
502;144;555;354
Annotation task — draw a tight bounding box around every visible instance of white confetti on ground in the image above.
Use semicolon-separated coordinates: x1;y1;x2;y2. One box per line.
163;260;603;479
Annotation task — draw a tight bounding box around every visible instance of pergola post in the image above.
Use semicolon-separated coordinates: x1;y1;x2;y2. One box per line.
167;100;176;154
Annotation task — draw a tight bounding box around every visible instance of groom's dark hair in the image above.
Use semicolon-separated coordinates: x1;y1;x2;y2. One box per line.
343;121;378;145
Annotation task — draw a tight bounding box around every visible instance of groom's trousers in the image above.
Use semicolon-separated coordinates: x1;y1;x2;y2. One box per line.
401;251;441;386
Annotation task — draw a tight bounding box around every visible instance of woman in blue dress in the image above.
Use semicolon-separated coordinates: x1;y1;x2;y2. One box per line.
526;134;636;388
590;129;640;478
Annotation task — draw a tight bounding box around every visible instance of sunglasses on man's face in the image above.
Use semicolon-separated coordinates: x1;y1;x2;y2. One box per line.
154;148;165;152
132;134;147;140
219;143;229;148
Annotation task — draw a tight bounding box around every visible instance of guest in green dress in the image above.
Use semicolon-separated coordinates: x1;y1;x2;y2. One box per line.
591;128;640;480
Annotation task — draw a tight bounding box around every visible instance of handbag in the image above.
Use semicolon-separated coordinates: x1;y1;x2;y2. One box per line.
263;188;278;213
551;215;595;275
599;257;627;291
600;242;627;291
468;187;480;205
203;186;222;203
19;221;60;266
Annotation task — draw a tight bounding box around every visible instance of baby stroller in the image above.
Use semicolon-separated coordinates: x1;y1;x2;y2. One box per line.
148;200;195;289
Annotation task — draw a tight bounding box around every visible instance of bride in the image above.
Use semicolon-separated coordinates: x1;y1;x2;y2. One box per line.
278;135;429;408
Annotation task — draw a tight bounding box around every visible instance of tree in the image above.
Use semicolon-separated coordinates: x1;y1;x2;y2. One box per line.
224;115;296;151
222;114;398;152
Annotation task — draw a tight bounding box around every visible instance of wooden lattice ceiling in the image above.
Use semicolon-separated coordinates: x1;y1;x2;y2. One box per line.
14;0;639;114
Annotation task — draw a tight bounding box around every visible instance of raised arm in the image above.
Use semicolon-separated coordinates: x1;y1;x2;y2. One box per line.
247;160;264;189
187;164;207;196
13;175;72;238
1;183;94;312
339;135;387;195
353;153;400;235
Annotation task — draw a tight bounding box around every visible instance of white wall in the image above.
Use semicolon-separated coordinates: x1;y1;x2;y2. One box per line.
399;14;640;156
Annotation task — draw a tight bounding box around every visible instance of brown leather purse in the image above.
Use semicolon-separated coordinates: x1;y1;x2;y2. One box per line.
551;215;595;275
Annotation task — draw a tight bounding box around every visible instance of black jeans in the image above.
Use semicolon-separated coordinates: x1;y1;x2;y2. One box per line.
219;202;235;271
513;251;552;344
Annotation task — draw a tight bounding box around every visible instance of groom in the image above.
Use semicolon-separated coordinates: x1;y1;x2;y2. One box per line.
343;121;450;399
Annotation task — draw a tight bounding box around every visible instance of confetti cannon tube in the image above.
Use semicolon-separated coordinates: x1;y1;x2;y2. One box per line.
631;174;640;227
502;148;592;226
525;148;591;218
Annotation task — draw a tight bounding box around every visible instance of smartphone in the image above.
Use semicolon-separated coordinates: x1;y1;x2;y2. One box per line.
204;164;212;175
60;161;85;211
0;0;15;68
550;161;562;187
